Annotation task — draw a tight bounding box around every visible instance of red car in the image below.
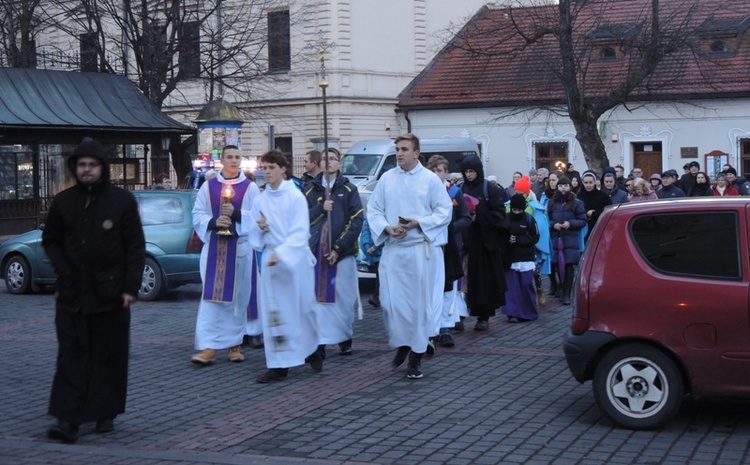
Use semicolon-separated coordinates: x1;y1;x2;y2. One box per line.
564;197;750;429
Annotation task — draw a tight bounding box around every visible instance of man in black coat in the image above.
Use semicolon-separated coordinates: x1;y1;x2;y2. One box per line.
42;140;146;443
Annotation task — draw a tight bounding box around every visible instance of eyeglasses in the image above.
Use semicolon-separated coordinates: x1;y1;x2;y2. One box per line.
77;161;101;168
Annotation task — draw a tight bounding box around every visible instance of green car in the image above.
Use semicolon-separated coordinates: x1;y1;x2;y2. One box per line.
1;190;202;301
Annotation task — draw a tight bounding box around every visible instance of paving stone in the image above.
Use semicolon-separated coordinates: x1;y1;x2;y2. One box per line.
3;284;750;464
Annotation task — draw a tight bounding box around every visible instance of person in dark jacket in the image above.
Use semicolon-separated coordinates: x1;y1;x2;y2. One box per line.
679;161;699;193
305;147;364;356
428;155;471;348
460;154;508;331
576;171;611;243
688;171;713;197
501;194;541;322
547;176;587;305
601;170;629;204
656;169;686;198
42;140;146;443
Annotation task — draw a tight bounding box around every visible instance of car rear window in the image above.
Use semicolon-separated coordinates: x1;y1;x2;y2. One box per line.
139;196;185;226
631;211;740;279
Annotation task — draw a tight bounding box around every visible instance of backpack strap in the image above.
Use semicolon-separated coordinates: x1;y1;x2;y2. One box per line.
448;184;460;199
483;179;489;202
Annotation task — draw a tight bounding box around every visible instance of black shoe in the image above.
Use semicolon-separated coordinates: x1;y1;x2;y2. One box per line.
406;366;423;379
474;319;489;331
407;351;424;379
256;368;288;383
95;418;114;433
507;316;520;323
426;337;436;355
47;420;79;443
367;297;380;308
454;319;465;332
439;333;455;347
308;347;324;372
392;346;410;369
338;339;353;356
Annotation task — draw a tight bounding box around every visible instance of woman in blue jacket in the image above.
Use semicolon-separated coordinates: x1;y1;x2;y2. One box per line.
547;176;587;305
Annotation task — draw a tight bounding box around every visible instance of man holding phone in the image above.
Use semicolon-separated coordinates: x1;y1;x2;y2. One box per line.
366;133;452;379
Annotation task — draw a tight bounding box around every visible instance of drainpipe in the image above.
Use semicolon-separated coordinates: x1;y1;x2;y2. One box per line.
403;109;412;133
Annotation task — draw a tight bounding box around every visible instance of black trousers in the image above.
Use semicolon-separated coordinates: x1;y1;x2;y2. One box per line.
49;308;130;424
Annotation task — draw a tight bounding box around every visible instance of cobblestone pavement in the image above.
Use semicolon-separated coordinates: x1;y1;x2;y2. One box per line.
2;284;750;465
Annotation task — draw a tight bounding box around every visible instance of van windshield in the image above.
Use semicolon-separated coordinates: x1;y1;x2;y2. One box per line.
341;154;380;176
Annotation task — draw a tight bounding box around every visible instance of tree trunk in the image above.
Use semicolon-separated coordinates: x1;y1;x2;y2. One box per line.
171;135;196;185
572;116;610;176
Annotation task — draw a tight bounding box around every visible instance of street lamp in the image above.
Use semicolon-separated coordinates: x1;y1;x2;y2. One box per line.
160;135;171;175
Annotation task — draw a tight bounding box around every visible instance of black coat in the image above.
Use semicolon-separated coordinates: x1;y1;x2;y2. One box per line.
43;142;146;425
688;183;713;197
503;212;540;264
577;188;612;241
43;181;146;314
305;172;364;258
460;154;508;316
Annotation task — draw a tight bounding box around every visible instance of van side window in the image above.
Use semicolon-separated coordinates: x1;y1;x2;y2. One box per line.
631;212;740;279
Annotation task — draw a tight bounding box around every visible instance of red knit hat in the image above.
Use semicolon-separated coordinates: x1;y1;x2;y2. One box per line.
514;175;531;195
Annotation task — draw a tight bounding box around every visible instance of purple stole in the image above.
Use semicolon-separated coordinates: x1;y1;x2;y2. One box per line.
202;177;250;302
314;219;337;303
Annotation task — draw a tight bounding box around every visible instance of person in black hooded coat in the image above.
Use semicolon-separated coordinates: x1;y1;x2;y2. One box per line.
42;140;146;442
460;154;509;331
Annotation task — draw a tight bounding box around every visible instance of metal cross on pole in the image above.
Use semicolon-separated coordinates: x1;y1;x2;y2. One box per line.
307;30;337;251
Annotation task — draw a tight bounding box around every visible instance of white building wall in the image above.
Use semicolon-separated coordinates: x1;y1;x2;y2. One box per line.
403;98;750;183
166;0;492;175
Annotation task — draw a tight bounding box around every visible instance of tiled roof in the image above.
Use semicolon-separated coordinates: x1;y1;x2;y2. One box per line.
398;1;750;110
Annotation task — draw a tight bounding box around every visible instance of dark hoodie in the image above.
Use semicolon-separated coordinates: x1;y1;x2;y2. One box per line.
459;154;509;316
42;140;145;314
460;154;509;252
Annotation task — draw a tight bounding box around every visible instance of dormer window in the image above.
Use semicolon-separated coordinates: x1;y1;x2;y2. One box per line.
592;44;623;62
696;15;749;58
710;40;728;53
586;23;637;62
600;46;617;60
700;37;735;57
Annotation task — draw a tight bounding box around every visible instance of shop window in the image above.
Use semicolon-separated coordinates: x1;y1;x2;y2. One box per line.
0;147;34;200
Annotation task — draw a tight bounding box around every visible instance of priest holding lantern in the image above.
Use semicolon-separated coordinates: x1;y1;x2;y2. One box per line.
191;145;261;365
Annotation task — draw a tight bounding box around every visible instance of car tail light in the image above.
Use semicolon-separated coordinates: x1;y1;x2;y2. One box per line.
186;232;203;254
570;317;589;335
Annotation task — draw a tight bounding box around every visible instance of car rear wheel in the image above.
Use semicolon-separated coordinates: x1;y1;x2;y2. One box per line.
140;257;166;301
4;255;32;294
593;344;684;430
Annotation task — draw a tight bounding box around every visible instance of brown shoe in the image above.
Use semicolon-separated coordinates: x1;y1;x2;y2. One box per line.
191;349;216;365
228;345;244;363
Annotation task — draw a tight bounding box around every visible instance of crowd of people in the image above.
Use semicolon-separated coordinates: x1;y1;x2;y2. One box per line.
44;136;750;444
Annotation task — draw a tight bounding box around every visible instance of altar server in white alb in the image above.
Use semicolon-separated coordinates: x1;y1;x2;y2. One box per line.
304;148;364;357
249;150;323;383
367;133;452;380
191;145;260;365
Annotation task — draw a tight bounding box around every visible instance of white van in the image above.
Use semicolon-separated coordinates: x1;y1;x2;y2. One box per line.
341;138;480;190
